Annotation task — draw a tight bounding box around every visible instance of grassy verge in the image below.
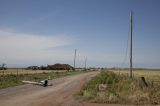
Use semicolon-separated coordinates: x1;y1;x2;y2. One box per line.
76;71;160;105
0;71;85;89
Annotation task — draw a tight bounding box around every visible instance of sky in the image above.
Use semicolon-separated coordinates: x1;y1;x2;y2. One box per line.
0;0;160;68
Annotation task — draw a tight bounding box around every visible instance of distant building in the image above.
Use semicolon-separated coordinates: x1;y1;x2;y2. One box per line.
27;66;39;70
47;63;73;70
40;66;48;70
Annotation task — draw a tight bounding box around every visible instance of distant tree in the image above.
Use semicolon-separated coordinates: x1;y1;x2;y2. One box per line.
0;63;7;70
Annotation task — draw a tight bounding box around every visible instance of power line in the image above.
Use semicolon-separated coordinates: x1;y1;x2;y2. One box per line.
120;20;130;68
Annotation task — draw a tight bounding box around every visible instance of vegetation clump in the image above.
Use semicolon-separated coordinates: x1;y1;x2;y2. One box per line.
77;71;160;105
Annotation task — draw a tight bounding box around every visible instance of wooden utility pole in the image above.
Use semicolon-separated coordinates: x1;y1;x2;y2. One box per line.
85;57;87;70
129;11;133;78
74;49;77;71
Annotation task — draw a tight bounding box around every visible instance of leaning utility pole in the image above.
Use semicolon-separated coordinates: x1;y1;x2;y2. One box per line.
129;11;133;78
73;49;77;71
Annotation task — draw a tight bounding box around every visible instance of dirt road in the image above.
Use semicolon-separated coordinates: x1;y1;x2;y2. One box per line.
0;72;99;106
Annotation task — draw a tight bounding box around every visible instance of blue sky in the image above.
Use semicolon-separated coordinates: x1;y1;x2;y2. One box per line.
0;0;160;68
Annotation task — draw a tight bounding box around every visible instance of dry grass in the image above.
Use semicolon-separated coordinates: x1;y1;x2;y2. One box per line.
77;70;160;105
0;69;68;75
0;70;85;89
112;69;160;82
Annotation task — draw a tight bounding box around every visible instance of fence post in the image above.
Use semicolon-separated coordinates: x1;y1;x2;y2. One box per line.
140;77;148;87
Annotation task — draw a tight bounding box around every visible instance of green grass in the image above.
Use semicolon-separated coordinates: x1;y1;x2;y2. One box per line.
0;71;85;89
76;71;160;105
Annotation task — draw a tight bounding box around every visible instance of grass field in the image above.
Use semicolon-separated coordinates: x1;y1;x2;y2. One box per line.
112;69;160;81
0;69;67;75
76;69;160;105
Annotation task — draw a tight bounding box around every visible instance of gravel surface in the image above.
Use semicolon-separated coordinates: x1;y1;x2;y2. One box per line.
0;72;99;106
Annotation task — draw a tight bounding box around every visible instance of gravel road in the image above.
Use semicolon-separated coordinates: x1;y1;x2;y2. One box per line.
0;72;98;106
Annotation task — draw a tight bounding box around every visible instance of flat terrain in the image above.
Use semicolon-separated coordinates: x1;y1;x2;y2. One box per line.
0;69;65;75
0;71;99;106
112;69;160;80
1;70;158;106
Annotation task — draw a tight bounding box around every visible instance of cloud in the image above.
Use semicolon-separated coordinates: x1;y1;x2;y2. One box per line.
0;30;74;67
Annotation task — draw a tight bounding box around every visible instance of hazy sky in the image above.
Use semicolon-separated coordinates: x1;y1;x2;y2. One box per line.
0;0;160;68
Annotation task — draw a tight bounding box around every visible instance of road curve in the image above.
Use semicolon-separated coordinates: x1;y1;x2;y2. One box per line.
0;72;98;106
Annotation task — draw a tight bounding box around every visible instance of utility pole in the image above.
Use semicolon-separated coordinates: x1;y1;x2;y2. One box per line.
85;57;87;71
129;11;133;78
73;49;77;71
